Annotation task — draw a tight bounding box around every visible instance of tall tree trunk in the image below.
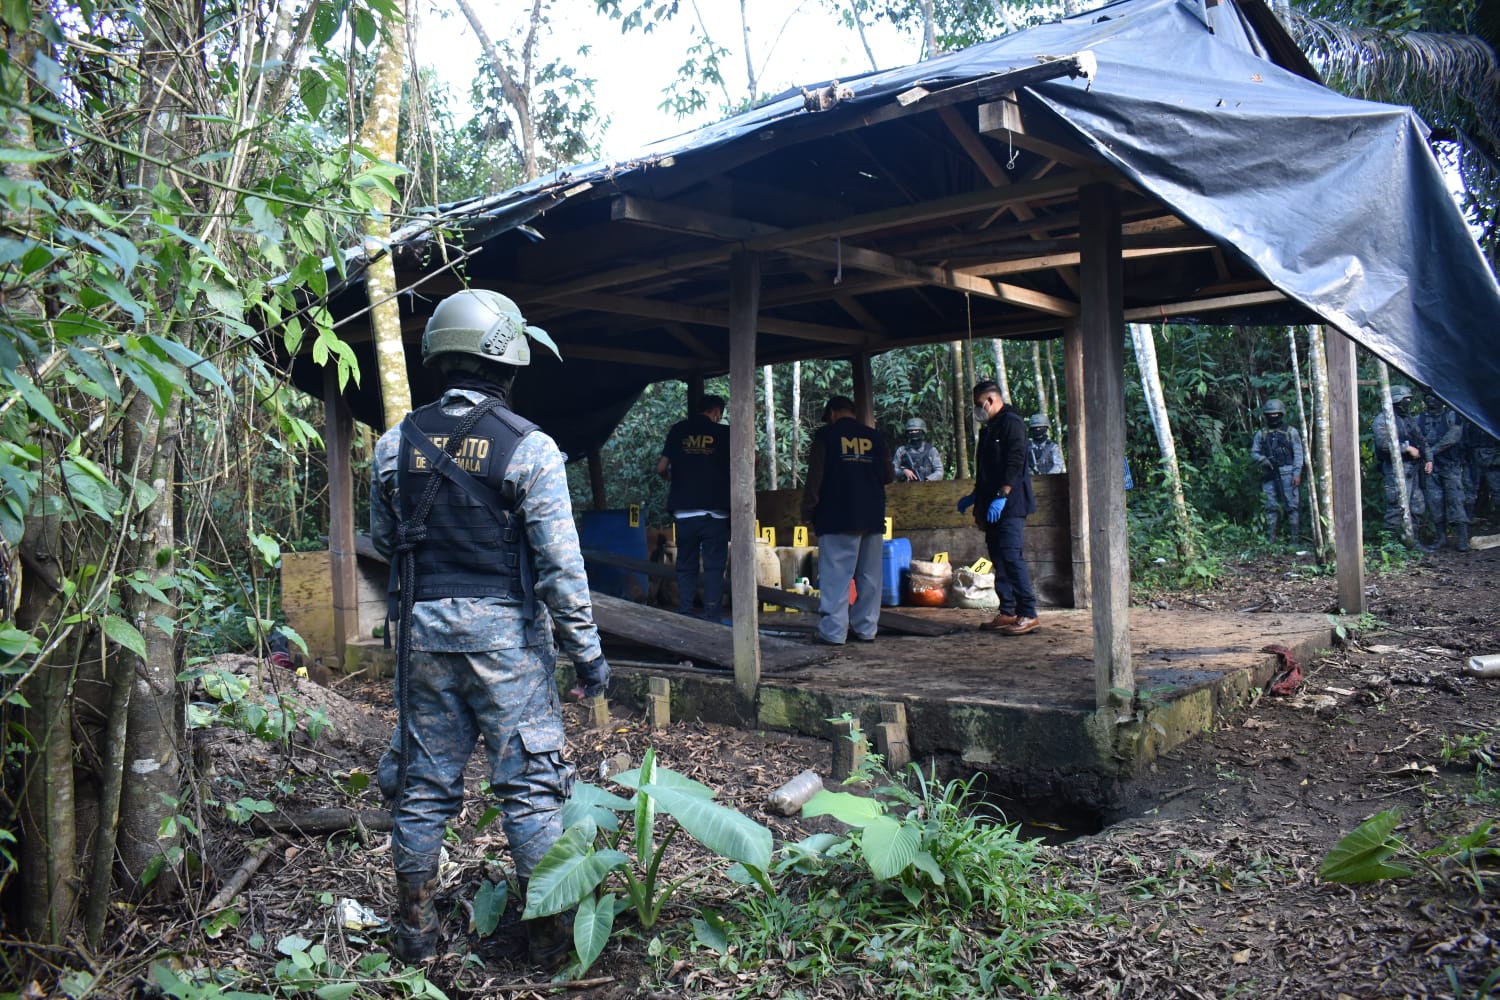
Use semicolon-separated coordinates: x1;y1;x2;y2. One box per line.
738;0;757;102
1030;340;1049;424
1045;338;1062;432
848;0;879;71
950;341;970;479
1287;327;1324;556
456;0;542;180
1375;361;1415;545
360;0;412;427
1130;324;1194;559
790;361;802;486
992;339;1011;402
763;365;777;488
1309;326;1336;556
919;0;938;58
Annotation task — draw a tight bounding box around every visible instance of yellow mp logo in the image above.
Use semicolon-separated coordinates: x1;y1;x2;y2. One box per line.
840;436;873;455
684;434;716;449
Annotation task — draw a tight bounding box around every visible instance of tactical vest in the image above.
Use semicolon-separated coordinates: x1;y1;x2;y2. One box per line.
812;418;886;534
1263;428;1295;469
665;413;731;512
393;398;537;608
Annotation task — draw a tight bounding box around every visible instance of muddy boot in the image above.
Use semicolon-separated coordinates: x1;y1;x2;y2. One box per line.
1288;511;1300;545
518;876;573;970
394;874;440;963
1266;513;1278;545
1455;522;1470;552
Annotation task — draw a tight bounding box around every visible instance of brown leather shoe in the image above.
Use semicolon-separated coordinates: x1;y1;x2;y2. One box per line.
980;612;1019;631
999;616;1039;636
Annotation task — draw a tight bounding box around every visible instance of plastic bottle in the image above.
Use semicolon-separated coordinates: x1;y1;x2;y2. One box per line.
767;769;824;815
1464;653;1500;678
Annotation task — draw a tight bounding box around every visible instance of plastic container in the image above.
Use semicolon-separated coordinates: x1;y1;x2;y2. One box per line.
1464;653;1500;678
767;769;824;815
579;509;648;600
881;537;913;607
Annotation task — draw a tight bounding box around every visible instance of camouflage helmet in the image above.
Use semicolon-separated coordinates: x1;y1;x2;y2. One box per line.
1028;413;1049;429
1389;384;1414;405
1262;398;1286;416
421;288;559;369
904;417;927;434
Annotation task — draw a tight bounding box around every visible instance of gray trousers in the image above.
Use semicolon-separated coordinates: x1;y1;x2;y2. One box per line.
817;532;883;643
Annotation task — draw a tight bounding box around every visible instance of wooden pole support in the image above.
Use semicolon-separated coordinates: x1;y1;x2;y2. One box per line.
873;702;911;771
1326;328;1365;613
586;694;610;729
830;716;868;781
647;676;672;729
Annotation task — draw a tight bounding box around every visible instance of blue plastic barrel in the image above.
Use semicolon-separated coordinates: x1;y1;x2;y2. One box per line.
881;537;912;606
579;509;648;600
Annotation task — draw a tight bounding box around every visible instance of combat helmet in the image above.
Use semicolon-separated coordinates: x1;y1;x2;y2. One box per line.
1028;413;1050;429
1262;399;1286;416
1389;385;1414;405
904;417;928;434
421;288;560;369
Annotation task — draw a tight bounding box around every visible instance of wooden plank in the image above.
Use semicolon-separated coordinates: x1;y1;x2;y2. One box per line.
579;549;954;636
589;593;826;673
562;342;702;370
324;366;358;669
1326;326;1366;613
1122;290;1285;322
1079;182;1132;710
1063;319;1091;609
729;252;762;704
545;287;869;347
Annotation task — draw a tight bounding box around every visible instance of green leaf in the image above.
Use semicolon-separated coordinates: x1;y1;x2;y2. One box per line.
522;823;628;919
471;879;506;937
1;367;68;432
62;458;123;520
690;909;730;953
1320;809;1415;883
300;68;330;117
147;335;227;390
0;146;57;163
910;848;945;886
573;891;615;973
635;748;656;869
314;983;359;1000
641;783;772;870
801;789;885;827
859;814;920;880
612;763;715;799
67;342;122;404
277;933;314;956
102;614;147;659
561;781;631;832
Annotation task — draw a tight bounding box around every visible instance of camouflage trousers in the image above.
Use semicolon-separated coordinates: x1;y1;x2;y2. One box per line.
1381;461;1427;532
1260;470;1300;539
390;644;574;880
1422;462;1469;528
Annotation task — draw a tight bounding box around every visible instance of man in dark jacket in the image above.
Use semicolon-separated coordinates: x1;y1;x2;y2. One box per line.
656;394;731;618
801;395;892;644
961;380;1039;635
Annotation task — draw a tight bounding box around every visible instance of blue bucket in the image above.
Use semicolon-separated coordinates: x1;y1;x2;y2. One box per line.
881;537;912;607
580;509;648;600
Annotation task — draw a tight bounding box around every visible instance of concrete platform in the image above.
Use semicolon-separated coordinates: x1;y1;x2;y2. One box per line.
595;607;1337;807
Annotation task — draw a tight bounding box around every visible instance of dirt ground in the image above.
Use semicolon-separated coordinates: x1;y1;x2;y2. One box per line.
54;540;1499;999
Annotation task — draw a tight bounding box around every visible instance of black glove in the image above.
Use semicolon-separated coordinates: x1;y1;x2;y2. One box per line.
571;654;611;700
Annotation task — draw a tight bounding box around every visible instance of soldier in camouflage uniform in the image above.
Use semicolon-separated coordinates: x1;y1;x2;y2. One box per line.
1472;423;1500;520
1249;399;1303;543
1026;414;1065;475
1372;384;1430;538
892;417;944;481
370;289;609;965
1418;389;1470;551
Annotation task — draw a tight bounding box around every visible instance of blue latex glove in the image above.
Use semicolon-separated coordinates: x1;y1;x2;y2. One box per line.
986;497;1007;523
957;494;975;514
570;654;611;700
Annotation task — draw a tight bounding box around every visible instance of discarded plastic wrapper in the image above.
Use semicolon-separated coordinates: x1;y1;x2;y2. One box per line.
1463;653;1500;678
337;897;385;931
767;769;824;815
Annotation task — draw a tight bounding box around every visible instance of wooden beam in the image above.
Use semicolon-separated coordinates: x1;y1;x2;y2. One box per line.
1326;326;1365;613
1079;182;1132;711
323;365;358;668
560;343;703;369
1062;319;1090;610
662;322;718;360
976;97;1102;171
728;252;762;710
958;242;1215;277
588;451;607;510
1121;290;1285;322
615;195;1080;317
524;286;869;346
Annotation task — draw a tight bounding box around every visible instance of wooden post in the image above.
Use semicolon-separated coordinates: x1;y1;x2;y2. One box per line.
830;715;867;781
1079;183;1132;709
588;451;607;511
323;366;358;666
728;252;763;710
851;351;875;428
687;374;704;415
647;676;671;729
1326;328;1365;613
1062;320;1091;609
874;701;911;772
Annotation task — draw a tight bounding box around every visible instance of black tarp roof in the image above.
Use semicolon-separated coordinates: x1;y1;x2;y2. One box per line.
292;0;1500;451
